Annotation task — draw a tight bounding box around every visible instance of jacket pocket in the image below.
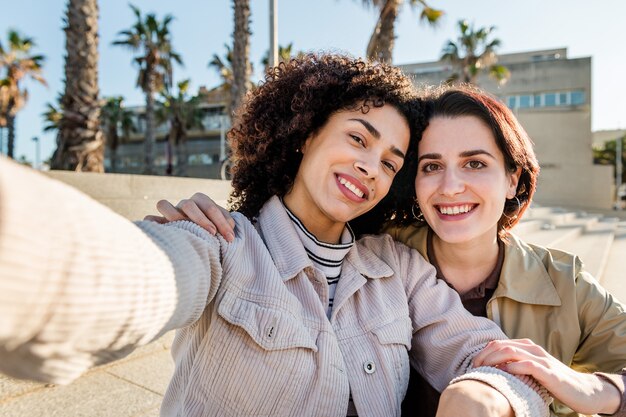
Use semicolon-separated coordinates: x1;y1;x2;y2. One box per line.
192;291;318;416
217;290;318;352
371;317;412;394
371;316;412;349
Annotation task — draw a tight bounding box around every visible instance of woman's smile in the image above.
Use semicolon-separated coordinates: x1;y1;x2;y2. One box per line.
336;174;369;200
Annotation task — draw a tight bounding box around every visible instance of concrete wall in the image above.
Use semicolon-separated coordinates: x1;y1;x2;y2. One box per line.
45;170;232;221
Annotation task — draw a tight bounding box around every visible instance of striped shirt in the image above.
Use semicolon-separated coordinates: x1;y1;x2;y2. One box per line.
283;202;358;416
283;201;354;318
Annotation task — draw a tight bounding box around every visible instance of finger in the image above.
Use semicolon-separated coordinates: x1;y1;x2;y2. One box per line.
143;215;168;224
474;342;544;368
220;206;236;229
178;198;217;234
498;360;546;379
156;199;187;221
474;339;546;367
192;193;235;241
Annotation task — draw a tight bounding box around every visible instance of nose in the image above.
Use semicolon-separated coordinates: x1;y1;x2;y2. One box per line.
354;157;379;179
439;167;465;196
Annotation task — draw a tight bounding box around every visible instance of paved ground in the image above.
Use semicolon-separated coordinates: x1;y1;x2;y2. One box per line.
0;333;175;417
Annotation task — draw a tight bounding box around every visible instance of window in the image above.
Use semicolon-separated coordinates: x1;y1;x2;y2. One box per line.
188;153;216;166
571;91;585;105
507;96;517;108
519;95;532;108
506;90;586;110
544;93;557;107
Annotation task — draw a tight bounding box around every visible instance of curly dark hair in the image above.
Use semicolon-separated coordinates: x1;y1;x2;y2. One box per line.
388;85;540;237
226;53;425;235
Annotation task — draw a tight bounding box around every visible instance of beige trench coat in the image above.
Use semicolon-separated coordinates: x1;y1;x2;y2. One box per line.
387;225;626;417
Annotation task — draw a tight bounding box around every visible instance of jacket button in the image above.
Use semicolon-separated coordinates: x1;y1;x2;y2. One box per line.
363;361;376;374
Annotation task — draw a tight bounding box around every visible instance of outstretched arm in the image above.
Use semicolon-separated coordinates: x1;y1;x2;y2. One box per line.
0;157;225;384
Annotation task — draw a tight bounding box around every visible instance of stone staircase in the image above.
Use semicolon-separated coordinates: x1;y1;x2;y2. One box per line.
512;206;626;298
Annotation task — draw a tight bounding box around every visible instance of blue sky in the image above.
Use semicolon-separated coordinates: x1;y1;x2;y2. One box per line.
1;0;625;164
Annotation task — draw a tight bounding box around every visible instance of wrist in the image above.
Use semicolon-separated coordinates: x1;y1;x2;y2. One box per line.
594;373;622;415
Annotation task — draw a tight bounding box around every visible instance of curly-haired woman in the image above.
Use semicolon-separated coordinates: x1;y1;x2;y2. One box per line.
0;54;549;417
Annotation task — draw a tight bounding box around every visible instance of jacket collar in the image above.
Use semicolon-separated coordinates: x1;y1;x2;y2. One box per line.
495;233;561;306
256;196;392;281
399;226;561;306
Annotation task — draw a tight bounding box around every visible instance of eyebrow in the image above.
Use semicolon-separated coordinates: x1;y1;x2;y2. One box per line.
417;149;496;163
348;118;406;160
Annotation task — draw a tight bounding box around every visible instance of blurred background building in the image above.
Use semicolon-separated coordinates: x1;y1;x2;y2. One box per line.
399;47;614;209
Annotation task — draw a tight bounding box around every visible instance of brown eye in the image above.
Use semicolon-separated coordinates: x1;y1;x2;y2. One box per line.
421;162;441;173
350;134;365;147
466;160;486;169
382;161;397;173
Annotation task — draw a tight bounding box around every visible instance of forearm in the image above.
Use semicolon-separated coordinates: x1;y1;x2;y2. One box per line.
0;157;220;384
595;371;625;416
437;380;514;417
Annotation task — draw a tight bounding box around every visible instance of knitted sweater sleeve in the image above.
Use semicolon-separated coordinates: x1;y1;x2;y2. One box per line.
0;157;224;384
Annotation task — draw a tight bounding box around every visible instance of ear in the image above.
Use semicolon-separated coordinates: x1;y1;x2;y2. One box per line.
300;132;315;155
506;167;522;199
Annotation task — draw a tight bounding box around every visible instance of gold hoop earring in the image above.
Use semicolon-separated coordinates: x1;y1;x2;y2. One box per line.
411;201;424;221
502;196;522;221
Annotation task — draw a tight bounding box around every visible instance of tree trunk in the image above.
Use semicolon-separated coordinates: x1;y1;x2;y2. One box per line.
56;0;104;172
109;146;117;172
143;85;156;174
366;0;401;63
230;0;251;117
107;125;118;172
175;137;187;177
6;115;15;158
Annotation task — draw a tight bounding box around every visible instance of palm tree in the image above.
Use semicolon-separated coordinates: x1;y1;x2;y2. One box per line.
157;79;202;176
113;4;183;174
101;96;134;172
441;20;510;86
42;99;63;135
261;43;302;71
53;0;105;172
208;44;234;106
0;30;46;158
230;0;252;116
360;0;443;64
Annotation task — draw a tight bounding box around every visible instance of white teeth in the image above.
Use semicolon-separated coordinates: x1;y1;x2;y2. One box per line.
439;204;473;215
338;177;365;198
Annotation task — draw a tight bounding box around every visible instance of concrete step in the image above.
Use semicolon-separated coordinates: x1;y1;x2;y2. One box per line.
523;206;581;225
552;221;617;278
513;222;585;248
599;227;626;302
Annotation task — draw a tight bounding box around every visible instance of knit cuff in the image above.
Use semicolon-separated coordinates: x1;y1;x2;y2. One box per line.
450;366;551;417
596;371;626;416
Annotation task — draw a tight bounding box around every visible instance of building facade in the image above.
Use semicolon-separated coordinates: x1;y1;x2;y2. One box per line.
104;87;230;179
399;48;614;209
